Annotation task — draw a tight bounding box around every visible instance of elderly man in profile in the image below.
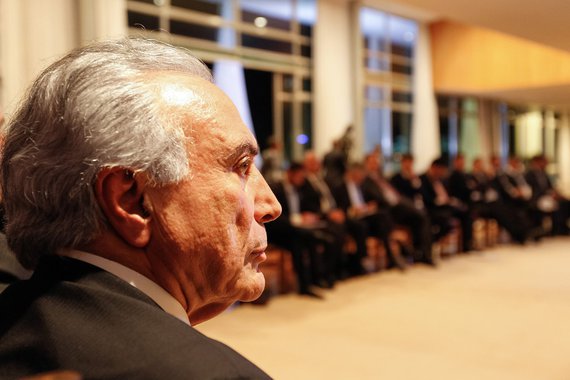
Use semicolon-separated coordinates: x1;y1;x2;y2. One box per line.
0;38;281;379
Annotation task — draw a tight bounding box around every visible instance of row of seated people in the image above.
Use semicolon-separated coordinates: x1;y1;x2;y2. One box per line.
446;153;569;243
264;151;569;298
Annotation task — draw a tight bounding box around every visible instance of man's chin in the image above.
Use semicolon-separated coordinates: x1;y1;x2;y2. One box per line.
238;273;266;302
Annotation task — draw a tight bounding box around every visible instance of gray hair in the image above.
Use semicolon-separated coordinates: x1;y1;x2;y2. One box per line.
0;38;213;269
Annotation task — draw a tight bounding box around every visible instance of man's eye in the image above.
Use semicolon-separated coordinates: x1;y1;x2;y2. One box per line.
236;157;253;177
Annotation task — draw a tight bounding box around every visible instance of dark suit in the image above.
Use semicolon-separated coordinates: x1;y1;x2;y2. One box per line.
0;256;270;380
420;173;473;251
299;176;347;281
447;170;477;206
362;175;432;264
470;171;528;243
266;182;330;291
390;173;422;204
491;169;536;239
331;181;399;268
525;168;569;235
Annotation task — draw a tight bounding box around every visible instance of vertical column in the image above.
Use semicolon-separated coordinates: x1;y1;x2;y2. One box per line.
411;22;439;172
515;110;543;159
459;98;481;169
314;0;354;157
78;0;127;43
557;113;570;196
476;99;494;162
0;0;26;114
1;0;80;116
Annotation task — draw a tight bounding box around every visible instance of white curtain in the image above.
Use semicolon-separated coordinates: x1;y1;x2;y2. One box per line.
411;22;439;173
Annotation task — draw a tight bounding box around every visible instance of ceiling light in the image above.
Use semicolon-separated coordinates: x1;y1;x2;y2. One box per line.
254;17;268;28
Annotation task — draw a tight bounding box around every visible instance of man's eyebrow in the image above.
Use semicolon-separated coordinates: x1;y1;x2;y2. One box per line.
225;142;259;163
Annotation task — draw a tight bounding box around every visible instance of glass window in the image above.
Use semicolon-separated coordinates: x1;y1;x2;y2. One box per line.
301;102;313;150
391;63;412;75
131;0;156;5
302;77;312;92
392;111;412;154
128;11;160;30
241;9;291;31
439;115;450;159
282;74;294;93
240;0;293;31
171;0;222;15
359;7;416;158
241;34;293;54
364;107;391;155
170;20;219;41
127;0;316;165
283;101;293;164
392;91;412;103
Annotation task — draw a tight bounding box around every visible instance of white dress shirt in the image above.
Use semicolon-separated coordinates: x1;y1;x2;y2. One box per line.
347;181;365;208
59;249;191;326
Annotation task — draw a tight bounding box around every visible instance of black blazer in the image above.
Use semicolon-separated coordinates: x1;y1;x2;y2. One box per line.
525;169;553;201
331;182;353;213
299;179;323;215
447;170;476;204
0;256;271;380
419;173;442;210
390;173;421;202
361;176;390;208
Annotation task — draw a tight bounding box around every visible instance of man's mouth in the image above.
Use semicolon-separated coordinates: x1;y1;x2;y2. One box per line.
250;248;267;272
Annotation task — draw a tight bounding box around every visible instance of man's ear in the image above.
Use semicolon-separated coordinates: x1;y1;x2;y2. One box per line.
94;168;151;248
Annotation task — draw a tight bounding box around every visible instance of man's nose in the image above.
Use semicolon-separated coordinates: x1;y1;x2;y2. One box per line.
253;168;282;224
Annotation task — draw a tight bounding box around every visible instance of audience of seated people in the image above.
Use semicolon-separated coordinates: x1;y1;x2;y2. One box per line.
261;148;569;299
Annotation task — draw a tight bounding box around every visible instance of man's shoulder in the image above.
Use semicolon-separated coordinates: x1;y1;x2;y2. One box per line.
0;257;270;379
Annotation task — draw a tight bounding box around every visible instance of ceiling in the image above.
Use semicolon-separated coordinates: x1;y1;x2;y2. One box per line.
371;0;570;53
362;0;570;109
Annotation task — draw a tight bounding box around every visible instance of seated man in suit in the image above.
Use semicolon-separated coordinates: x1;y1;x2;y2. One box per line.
0;38;281;379
471;157;529;244
266;162;335;295
301;151;370;279
420;157;473;252
525;155;569;236
492;155;539;240
332;163;407;270
362;153;434;265
390;153;425;210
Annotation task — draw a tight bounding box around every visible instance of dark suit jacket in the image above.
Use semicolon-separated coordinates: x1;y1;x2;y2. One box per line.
525;168;553;202
419;173;440;210
390;173;421;202
331;182;353;213
361;176;390;208
0;256;271;380
447;170;476;205
270;182;291;218
299;179;323;215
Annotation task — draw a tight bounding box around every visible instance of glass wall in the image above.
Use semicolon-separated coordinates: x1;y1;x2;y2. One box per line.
126;0;315;162
358;7;417;165
437;94;560;173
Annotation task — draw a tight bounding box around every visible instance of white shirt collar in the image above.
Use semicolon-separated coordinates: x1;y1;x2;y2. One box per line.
59;249;191;326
